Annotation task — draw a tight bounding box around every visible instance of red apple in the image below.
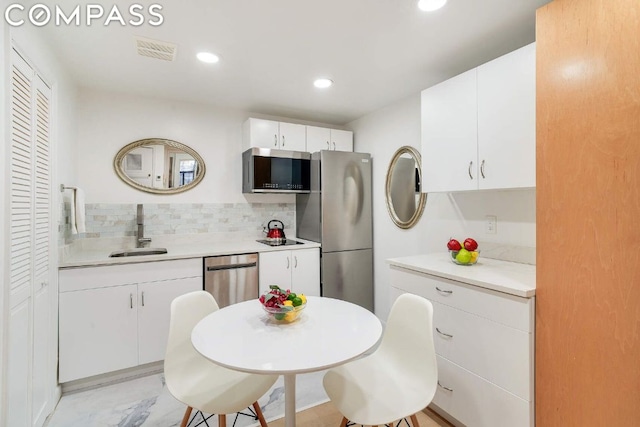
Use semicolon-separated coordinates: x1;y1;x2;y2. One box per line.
463;238;478;251
447;238;462;251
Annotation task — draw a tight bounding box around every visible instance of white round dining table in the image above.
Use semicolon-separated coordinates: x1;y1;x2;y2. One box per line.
191;296;382;427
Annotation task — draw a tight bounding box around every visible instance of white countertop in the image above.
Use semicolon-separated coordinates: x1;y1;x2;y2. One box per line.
60;237;321;268
386;253;536;298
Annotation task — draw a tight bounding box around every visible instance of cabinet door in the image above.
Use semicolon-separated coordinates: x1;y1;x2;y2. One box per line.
59;285;138;382
330;129;354;152
422;68;478;192
291;248;320;297
246;118;279;149
477;43;536;190
306;126;331;153
279;122;306;151
138;277;202;365
259;251;292;294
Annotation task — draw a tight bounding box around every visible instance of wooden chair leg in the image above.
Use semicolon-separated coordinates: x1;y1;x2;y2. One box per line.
253;402;268;427
340;417;348;427
218;414;227;426
410;414;420;427
180;407;193;427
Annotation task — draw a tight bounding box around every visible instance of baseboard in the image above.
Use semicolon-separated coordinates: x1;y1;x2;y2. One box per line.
60;362;163;395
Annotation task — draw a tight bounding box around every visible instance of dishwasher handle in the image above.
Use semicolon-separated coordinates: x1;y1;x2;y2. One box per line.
206;262;257;272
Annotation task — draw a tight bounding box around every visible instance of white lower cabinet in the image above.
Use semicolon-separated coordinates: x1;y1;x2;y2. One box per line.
434;356;532;427
259;248;320;297
137;277;202;365
58;259;202;383
389;266;534;427
59;284;139;382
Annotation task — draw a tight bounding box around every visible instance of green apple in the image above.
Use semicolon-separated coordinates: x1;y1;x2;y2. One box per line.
455;248;472;264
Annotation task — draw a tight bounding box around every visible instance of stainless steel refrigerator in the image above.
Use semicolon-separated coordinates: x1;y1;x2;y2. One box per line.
296;150;373;311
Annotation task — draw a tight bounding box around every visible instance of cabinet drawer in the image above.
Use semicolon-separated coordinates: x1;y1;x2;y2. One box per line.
432;300;532;400
390;266;532;332
433;356;533;427
59;258;203;292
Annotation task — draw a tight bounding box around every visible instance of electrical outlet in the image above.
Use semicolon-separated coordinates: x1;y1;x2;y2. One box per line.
485;215;497;234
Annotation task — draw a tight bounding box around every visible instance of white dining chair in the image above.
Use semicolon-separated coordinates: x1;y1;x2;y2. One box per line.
165;291;278;427
323;293;438;427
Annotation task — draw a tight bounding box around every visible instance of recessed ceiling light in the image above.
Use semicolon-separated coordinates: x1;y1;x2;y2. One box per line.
197;52;220;64
314;78;333;89
418;0;447;12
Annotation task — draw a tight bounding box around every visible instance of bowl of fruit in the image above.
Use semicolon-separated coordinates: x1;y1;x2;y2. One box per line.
447;238;480;265
259;285;307;323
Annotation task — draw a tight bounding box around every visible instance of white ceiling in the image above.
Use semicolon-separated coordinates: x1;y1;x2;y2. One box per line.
40;0;551;125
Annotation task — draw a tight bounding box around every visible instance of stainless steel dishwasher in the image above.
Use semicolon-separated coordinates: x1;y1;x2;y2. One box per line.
203;253;259;308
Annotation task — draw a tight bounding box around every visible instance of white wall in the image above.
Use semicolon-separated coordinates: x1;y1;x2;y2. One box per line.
348;94;536;320
76;89;341;205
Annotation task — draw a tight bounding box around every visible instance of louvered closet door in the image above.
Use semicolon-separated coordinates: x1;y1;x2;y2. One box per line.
8;49;34;427
10;51;33;306
31;75;52;425
7;48;53;427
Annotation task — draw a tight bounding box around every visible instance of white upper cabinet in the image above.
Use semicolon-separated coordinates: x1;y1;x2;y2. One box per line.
421;43;536;193
278;122;306;151
306;126;353;152
330;129;354;152
244;118;354;153
244;118;280;149
477;43;536;190
422;68;478;193
306;126;332;152
243;118;305;151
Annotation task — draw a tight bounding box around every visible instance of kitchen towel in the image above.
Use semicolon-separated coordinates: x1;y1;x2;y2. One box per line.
70;187;86;234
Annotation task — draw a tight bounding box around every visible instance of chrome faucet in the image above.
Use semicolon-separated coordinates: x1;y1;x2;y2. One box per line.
136;204;152;248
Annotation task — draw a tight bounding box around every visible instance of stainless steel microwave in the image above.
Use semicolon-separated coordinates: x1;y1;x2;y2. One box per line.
242;148;311;193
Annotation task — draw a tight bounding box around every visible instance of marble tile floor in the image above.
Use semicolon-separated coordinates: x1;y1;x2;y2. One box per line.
45;371;329;427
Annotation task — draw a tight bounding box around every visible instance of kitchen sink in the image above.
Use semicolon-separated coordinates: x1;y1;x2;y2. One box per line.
109;248;168;258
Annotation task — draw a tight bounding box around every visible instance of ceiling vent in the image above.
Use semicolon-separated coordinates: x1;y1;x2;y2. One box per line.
135;36;177;62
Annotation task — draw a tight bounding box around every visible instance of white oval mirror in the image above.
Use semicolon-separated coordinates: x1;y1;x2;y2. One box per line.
385;146;427;229
114;138;206;194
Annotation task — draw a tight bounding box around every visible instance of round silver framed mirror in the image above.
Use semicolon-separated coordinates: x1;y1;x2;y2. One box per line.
385;146;427;229
114;138;206;194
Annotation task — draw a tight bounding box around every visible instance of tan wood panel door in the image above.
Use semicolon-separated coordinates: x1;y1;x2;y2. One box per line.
536;0;640;425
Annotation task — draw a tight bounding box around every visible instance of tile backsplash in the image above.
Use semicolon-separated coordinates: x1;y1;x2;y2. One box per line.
60;202;296;246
